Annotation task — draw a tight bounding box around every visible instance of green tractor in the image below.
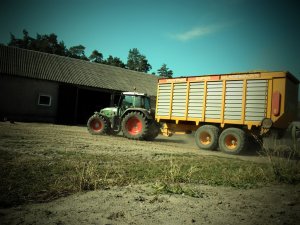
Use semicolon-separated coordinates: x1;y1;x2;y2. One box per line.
87;92;160;140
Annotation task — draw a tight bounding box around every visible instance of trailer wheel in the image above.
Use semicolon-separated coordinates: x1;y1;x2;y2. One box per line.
195;125;219;150
219;128;247;155
122;112;148;140
87;115;109;135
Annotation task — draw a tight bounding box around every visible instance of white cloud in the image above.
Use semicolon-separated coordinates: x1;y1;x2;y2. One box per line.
171;24;226;41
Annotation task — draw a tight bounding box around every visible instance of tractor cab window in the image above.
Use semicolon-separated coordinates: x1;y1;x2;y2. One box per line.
134;96;143;108
135;96;151;109
143;97;151;110
120;95;151;110
121;95;134;108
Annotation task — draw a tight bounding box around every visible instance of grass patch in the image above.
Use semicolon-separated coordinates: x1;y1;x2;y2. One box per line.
0;150;112;207
0;149;278;207
261;136;300;184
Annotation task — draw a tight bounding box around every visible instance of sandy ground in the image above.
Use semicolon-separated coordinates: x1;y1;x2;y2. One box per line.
0;122;299;225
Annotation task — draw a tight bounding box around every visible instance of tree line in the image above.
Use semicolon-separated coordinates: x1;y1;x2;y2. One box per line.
4;30;173;78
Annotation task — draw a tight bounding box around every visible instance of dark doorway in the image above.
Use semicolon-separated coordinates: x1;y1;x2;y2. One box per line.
57;85;78;124
57;85;117;125
76;89;112;124
114;93;121;105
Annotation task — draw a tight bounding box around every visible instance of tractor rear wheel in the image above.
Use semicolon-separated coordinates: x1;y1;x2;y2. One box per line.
219;127;247;155
144;121;160;141
87;114;109;135
122;112;148;140
195;125;219;150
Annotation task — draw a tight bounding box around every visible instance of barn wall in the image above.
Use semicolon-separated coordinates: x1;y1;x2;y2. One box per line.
0;73;158;124
0;74;59;122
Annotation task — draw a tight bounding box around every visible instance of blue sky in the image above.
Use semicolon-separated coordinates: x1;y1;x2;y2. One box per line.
0;0;299;78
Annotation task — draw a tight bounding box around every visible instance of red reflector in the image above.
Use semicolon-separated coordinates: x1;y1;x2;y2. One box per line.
272;91;281;116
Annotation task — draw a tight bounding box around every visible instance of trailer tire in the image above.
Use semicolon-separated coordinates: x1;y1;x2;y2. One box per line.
195;125;219;150
122;112;148;140
87;114;109;135
219;128;247;155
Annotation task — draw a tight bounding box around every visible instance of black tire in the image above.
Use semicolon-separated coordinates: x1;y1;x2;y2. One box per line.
144;121;160;141
87;114;109;135
219;128;247;155
108;129;120;136
195;125;219;150
121;112;148;140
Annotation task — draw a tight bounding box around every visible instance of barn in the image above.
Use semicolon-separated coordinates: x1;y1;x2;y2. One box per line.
0;45;158;124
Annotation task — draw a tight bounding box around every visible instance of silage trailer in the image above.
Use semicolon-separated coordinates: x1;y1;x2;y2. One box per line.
155;71;299;154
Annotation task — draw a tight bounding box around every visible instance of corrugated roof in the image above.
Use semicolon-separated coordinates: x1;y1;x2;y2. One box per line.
0;45;158;95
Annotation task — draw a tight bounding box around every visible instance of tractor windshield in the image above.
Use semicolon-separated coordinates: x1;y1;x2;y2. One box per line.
120;95;151;110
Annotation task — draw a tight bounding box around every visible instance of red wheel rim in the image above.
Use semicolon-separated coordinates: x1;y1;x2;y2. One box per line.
225;134;238;150
126;117;142;135
91;119;103;131
199;131;211;145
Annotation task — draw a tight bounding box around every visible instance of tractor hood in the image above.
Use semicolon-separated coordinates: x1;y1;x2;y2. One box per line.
100;107;118;118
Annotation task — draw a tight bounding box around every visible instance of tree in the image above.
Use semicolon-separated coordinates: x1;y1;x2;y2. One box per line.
21;30;33;49
127;48;152;73
33;33;67;55
8;29;68;56
8;29;33;49
68;45;88;60
8;33;21;47
89;50;103;63
157;64;173;78
103;55;126;68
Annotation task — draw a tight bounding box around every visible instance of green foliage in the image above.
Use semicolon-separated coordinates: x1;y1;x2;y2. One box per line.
157;64;173;78
7;30;87;61
68;44;88;60
89;50;103;63
103;55;126;68
8;29;68;56
127;48;152;73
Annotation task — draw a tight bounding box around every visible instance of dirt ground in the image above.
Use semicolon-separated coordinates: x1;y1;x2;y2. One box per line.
0;122;299;225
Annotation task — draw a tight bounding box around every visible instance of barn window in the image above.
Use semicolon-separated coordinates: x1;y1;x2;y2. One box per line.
38;95;52;106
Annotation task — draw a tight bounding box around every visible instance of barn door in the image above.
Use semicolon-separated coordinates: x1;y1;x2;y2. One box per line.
57;85;78;124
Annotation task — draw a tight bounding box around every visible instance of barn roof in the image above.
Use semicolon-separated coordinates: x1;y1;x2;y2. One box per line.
0;45;158;96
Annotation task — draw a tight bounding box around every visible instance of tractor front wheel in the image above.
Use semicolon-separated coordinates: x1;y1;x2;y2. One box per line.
87;114;109;135
122;112;148;140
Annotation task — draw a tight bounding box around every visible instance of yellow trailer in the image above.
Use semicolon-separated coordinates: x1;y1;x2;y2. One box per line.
155;71;299;154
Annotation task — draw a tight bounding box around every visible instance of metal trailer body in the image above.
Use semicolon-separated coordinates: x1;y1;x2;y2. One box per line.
155;71;299;154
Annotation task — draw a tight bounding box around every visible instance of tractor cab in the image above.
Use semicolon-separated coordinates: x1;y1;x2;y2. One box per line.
118;92;151;111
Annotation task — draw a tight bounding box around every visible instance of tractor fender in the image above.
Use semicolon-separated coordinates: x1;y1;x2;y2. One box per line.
93;112;110;122
121;108;153;120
